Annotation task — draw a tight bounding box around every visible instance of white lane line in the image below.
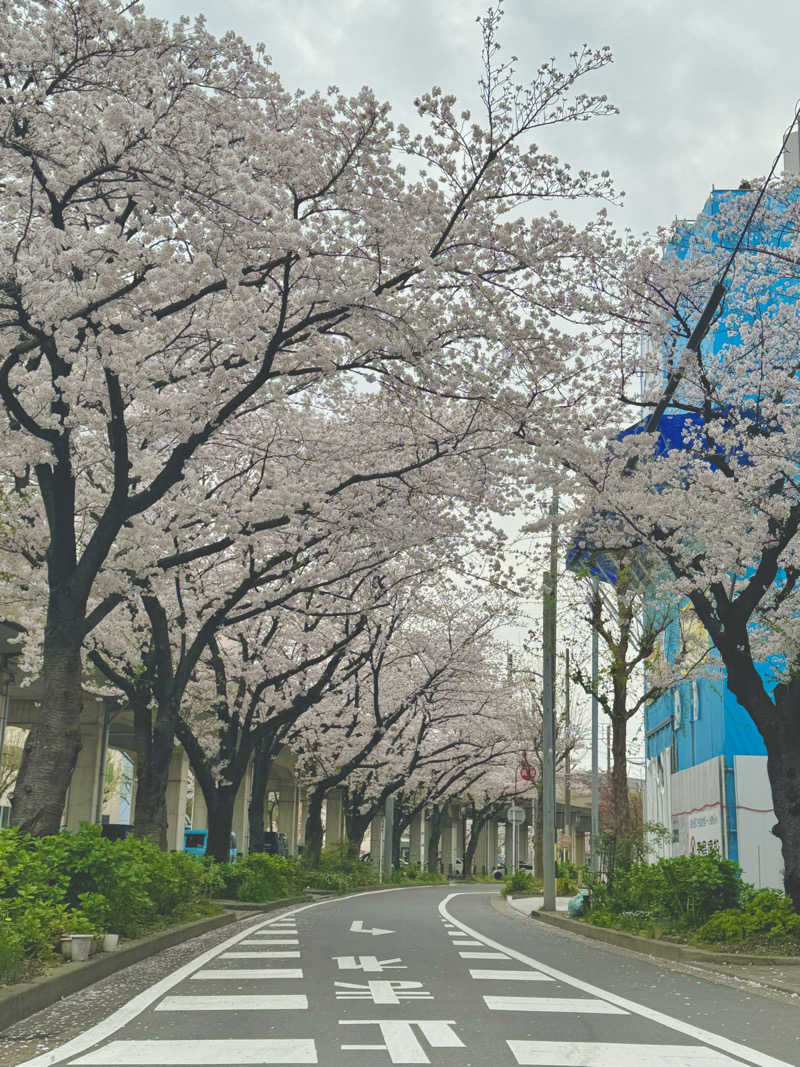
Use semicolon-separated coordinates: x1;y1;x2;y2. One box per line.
440;894;795;1067
240;938;299;945
484;995;627;1014
190;968;304;980
69;1038;318;1064
508;1041;747;1065
155;994;308;1011
459;951;510;959
452;939;482;946
219;951;301;958
15;886;421;1067
469;969;553;981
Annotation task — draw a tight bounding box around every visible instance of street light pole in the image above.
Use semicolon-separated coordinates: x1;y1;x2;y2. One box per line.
591;576;600;873
542;492;558;911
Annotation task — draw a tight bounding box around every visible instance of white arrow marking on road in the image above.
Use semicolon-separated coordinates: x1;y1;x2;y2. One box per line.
350;919;395;936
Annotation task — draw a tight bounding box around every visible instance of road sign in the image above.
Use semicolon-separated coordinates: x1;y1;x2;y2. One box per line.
506;805;525;824
558;834;571;847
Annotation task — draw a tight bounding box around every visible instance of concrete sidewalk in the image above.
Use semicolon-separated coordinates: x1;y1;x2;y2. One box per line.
505;894;800;1000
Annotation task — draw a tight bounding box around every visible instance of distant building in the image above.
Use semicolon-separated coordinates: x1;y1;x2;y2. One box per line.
643;146;800;890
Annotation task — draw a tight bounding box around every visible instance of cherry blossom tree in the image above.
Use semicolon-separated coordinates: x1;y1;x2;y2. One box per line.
288;585;516;865
1;0;619;833
567;176;800;910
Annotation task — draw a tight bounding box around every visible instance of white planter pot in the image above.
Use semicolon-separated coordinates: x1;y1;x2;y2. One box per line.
103;933;120;952
68;934;93;962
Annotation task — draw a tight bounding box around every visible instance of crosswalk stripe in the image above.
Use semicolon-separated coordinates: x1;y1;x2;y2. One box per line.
155;995;308;1011
452;939;482;945
69;1038;317;1064
459;951;510;960
507;1041;748;1065
240;938;299;945
219;951;301;958
469;969;552;981
190;968;304;980
485;995;627;1014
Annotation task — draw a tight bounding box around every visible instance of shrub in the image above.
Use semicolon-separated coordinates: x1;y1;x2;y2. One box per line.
503;869;537;896
228;854;305;902
0;825;225;954
696;888;800;946
0;922;23;984
607;846;742;928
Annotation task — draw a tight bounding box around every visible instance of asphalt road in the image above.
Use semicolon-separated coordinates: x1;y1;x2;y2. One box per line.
11;885;800;1067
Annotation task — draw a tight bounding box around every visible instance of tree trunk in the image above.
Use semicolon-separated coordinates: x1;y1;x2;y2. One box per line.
344;795;372;860
248;732;275;852
765;706;800;914
207;786;238;863
610;708;630;835
391;811;404;869
12;612;84;834
463;814;485;877
132;699;179;847
304;788;325;867
425;805;442;873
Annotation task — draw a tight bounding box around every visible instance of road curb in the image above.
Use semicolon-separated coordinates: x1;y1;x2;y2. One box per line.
526;907;800;967
0;900;305;1035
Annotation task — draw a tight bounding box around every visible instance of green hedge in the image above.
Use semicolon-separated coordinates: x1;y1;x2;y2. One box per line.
0;825;224;976
580;848;798;951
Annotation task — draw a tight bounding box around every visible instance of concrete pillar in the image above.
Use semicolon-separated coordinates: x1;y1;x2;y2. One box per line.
518;822;530;865
165;748;189;851
408;812;422;864
453;815;465;874
325;788;346;845
231;759;252;857
296;789;307;854
278;785;298;854
63;703;105;832
504;822;512;866
474;823;490;875
439;817;454;875
369;815;383;860
191;780;208;829
575;830;586;866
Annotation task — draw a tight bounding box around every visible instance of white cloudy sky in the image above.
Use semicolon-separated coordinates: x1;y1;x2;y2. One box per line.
145;0;800;235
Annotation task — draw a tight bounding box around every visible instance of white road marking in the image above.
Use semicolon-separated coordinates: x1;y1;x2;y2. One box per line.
507;1041;747;1065
333;955;407;972
440;894;795;1067
350;920;394;935
69;1039;317;1064
219;951;301;958
155;994;308;1011
190;967;304;980
13;887;420;1067
469;969;553;981
240;938;299;945
340;1020;463;1063
458;951;510;959
484;995;627;1014
451;938;482;946
335;980;434;1004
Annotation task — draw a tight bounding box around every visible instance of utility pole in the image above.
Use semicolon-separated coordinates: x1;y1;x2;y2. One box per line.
591;576;600;874
542;492;558;911
564;648;571;858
